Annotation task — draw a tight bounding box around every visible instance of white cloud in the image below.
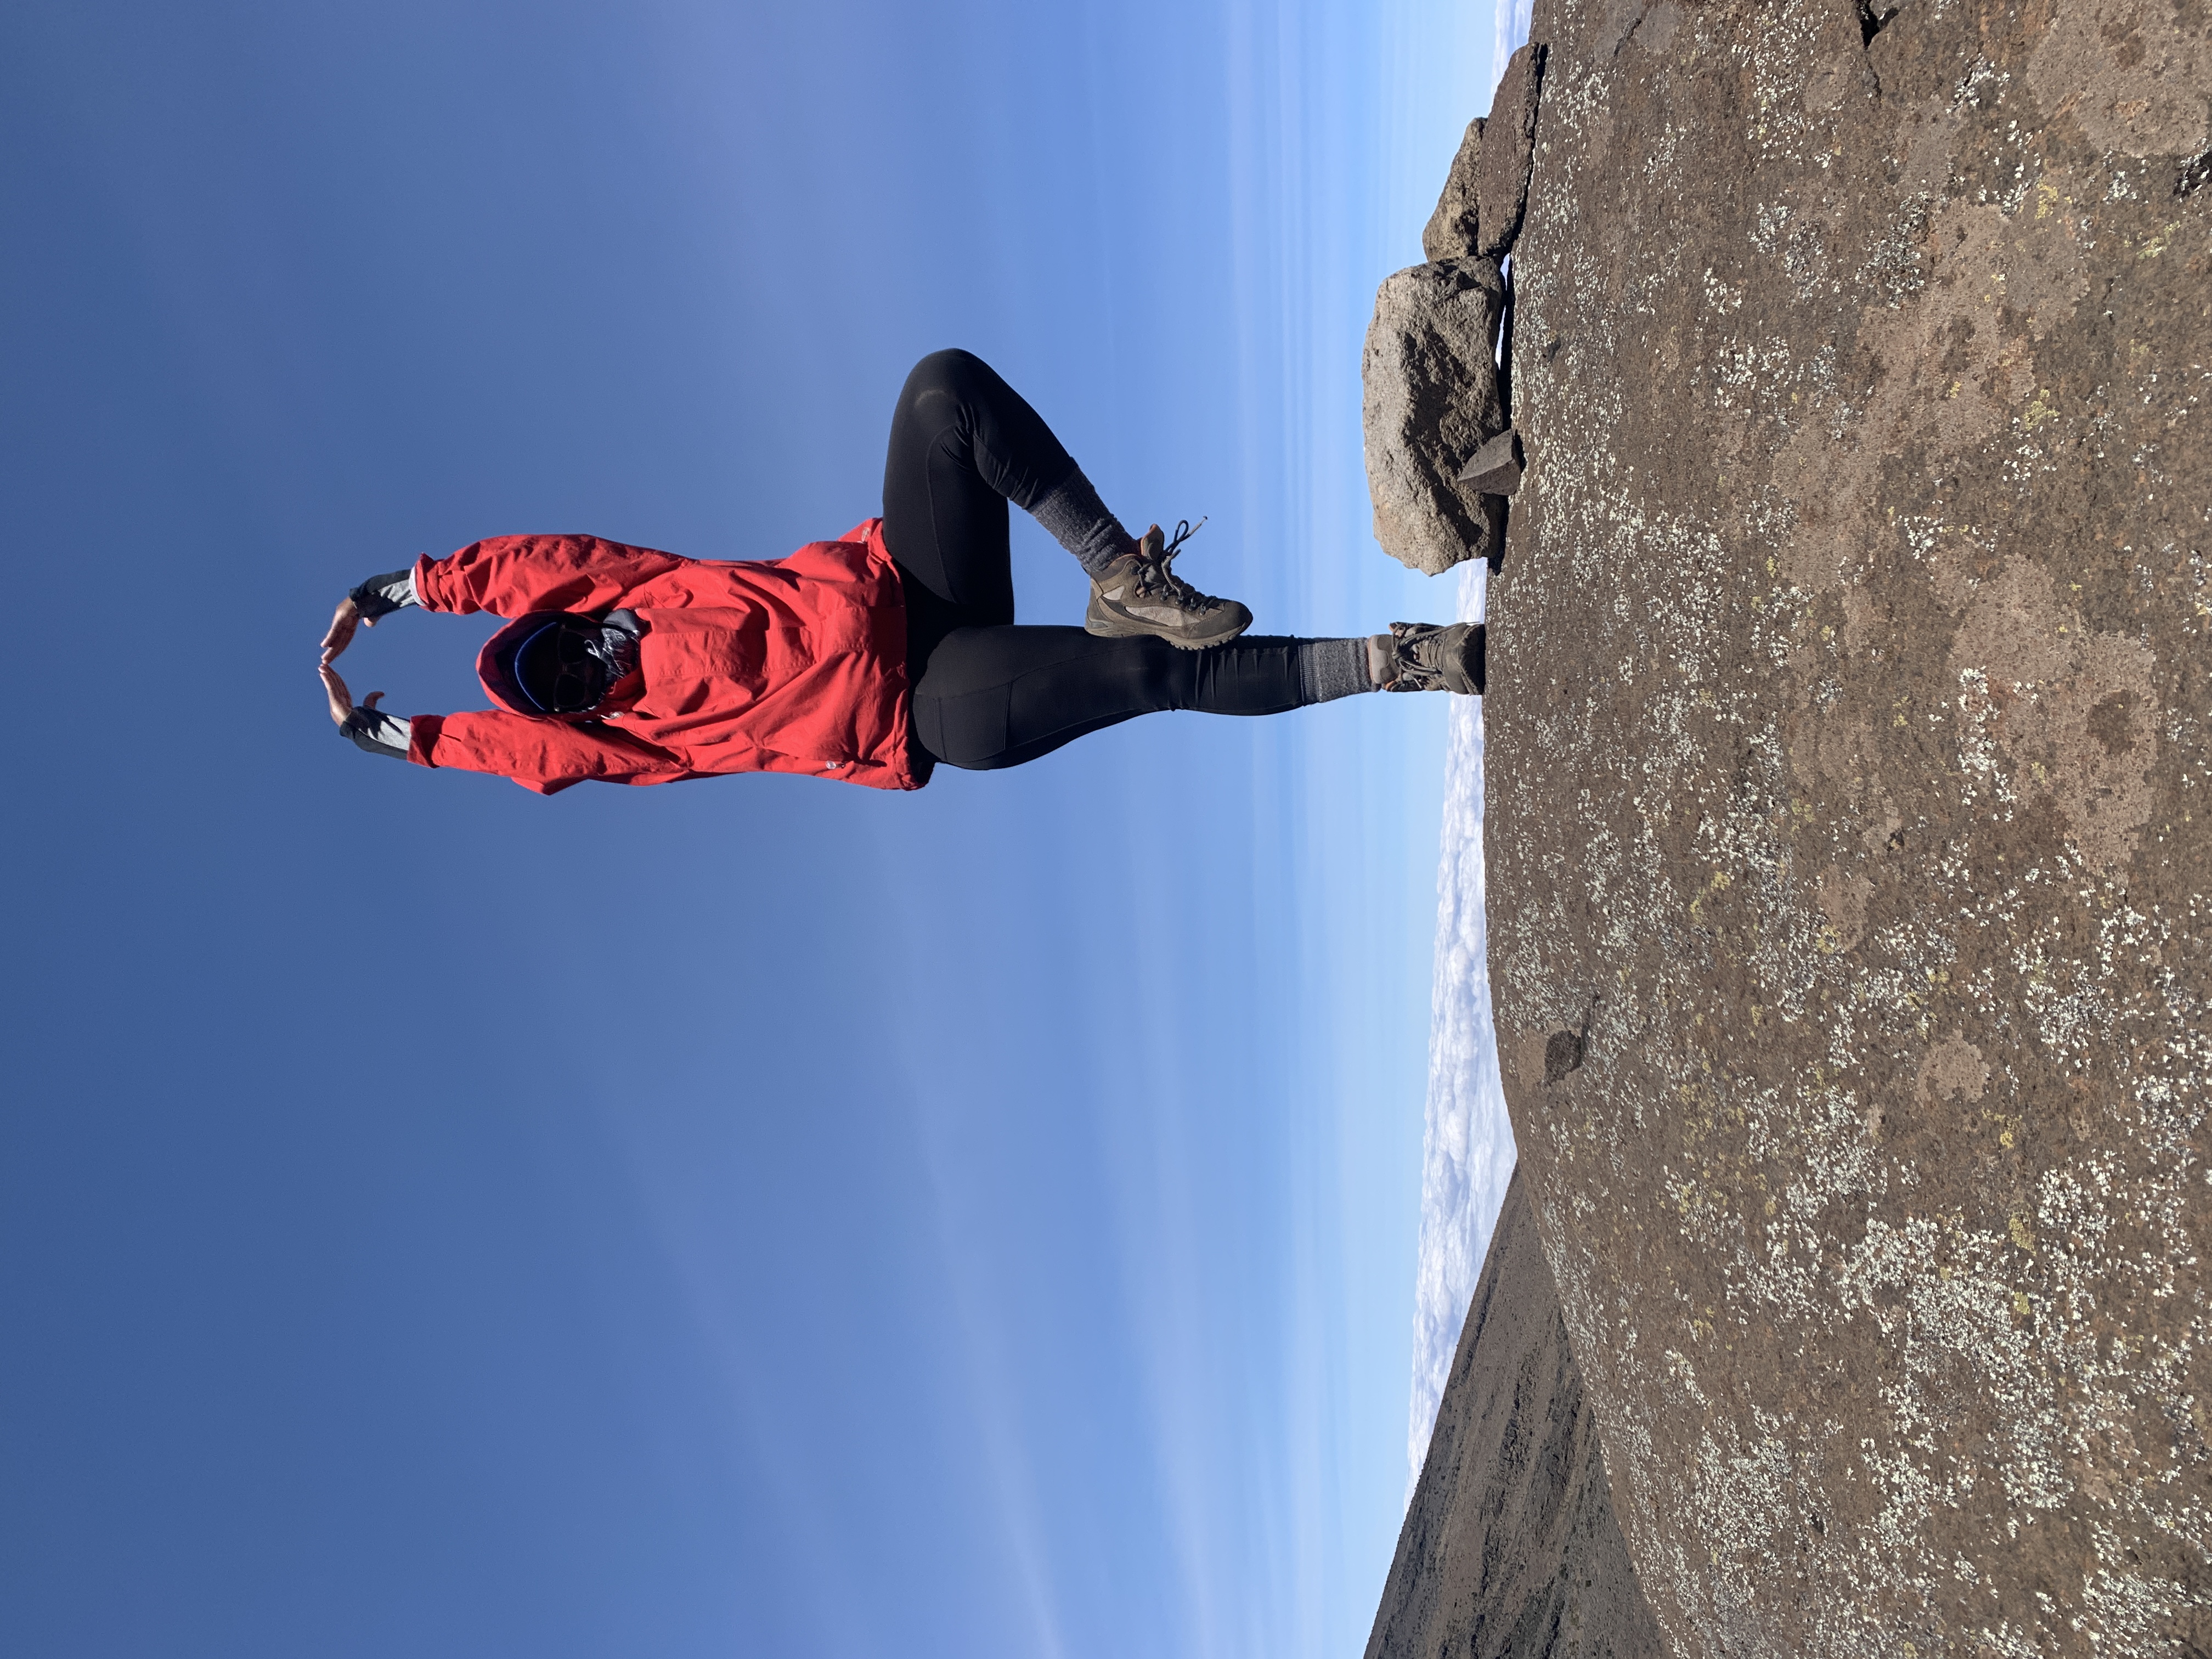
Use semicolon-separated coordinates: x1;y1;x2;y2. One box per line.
1401;0;1537;1504
1493;0;1536;82
1404;561;1519;1497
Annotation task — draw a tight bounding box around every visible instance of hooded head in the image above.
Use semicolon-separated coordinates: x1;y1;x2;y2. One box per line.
477;610;642;719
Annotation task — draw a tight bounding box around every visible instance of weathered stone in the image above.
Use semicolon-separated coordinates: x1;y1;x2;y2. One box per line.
1365;1165;1664;1659
1423;116;1486;262
1361;259;1508;574
1456;427;1523;496
1475;42;1545;259
1486;0;2212;1654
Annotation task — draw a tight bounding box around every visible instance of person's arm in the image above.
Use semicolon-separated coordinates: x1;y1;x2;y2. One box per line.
411;535;689;618
348;568;418;619
318;663;693;791
408;710;696;793
319;569;419;665
319;664;411;759
314;658;902;790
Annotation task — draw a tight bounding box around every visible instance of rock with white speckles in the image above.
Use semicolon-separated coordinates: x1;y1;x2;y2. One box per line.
1361;258;1508;574
1477;0;2212;1652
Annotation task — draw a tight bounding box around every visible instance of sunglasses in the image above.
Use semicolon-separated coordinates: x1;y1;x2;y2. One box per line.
515;620;612;714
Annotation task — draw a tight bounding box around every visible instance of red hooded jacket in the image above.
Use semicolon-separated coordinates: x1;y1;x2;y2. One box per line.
404;522;923;793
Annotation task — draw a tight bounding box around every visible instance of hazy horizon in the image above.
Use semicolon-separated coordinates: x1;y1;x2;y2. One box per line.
1402;0;1533;1497
3;1;1504;1654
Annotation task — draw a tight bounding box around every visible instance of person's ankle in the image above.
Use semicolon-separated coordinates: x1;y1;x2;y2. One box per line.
1367;634;1391;685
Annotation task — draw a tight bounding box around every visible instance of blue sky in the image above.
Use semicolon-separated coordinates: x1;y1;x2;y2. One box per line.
1;2;1495;1654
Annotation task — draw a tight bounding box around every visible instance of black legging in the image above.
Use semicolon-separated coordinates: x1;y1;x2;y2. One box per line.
883;350;1325;772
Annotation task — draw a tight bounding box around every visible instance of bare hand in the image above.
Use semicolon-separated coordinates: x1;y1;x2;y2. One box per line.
320;596;375;664
320;664;383;727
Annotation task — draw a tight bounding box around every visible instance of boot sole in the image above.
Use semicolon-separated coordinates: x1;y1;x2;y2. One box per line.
1084;602;1254;651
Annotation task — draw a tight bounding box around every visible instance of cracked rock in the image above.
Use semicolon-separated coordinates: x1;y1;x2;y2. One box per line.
1480;0;2212;1651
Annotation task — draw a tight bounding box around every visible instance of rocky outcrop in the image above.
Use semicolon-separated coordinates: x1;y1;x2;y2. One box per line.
1424;116;1487;262
1362;258;1510;574
1484;0;2212;1654
1364;50;1547;575
1367;1166;1666;1659
1476;43;1546;260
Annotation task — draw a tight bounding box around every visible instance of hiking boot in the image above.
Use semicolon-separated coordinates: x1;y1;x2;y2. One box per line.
1085;518;1252;650
1375;621;1485;694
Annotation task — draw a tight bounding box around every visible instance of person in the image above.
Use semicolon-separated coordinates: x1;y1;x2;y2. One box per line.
317;349;1483;794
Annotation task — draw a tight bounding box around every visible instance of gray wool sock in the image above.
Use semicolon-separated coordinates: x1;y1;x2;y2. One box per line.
1031;467;1133;578
1295;637;1380;704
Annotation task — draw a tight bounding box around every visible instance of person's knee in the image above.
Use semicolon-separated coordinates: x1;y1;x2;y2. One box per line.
895;351;994;442
905;348;995;402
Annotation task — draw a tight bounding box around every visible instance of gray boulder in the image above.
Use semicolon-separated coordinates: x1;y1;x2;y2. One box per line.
1422;116;1485;262
1361;258;1508;575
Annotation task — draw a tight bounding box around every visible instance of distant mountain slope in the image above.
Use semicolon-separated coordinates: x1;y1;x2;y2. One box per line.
1368;1165;1663;1659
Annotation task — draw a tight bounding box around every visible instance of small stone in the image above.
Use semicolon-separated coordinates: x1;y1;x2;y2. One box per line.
1543;1025;1585;1084
1476;42;1546;259
1457;428;1524;496
1421;116;1485;262
1362;259;1509;575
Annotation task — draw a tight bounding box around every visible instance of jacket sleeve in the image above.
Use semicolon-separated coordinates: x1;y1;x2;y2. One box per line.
412;536;690;617
409;712;699;795
339;705;413;759
347;569;419;621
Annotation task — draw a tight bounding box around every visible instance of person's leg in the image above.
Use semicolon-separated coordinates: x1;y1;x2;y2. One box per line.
881;349;1129;620
880;349;1249;660
909;626;1386;771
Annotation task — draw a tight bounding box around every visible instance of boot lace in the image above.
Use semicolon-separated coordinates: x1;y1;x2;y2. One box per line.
1389;622;1448;687
1134;517;1217;610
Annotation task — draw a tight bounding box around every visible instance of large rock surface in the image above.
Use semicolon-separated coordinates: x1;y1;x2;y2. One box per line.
1362;259;1509;574
1367;1166;1666;1659
1486;0;2212;1654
